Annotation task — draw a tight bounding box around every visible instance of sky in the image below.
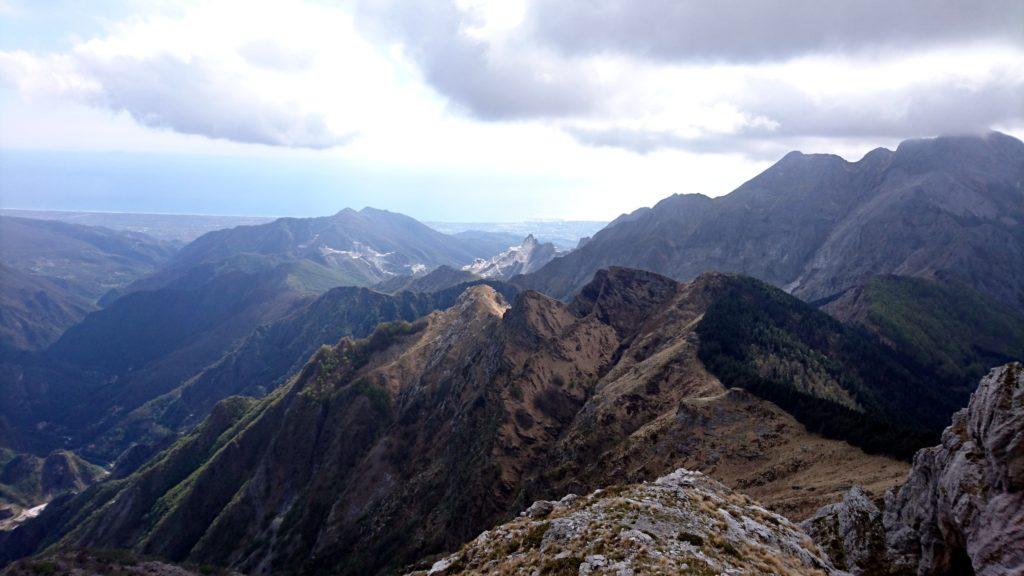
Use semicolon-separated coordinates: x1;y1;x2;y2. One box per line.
0;0;1021;222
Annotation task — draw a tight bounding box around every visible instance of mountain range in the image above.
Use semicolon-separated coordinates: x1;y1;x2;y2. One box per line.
517;132;1024;312
0;269;946;574
0;216;176;350
0;208;514;465
0;132;1022;576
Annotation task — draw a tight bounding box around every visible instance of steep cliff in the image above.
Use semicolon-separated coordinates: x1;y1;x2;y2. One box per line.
804;363;1024;576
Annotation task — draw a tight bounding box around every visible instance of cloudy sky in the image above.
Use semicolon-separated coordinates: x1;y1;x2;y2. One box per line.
0;0;1021;221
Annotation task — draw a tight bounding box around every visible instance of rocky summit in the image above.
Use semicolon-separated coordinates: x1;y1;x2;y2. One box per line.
804;362;1024;576
409;468;840;576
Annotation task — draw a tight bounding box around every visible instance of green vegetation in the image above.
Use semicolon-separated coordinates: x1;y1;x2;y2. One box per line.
697;276;952;458
304;319;423;402
861;275;1024;389
353;378;391;417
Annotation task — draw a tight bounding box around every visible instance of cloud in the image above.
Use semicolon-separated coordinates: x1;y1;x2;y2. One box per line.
2;0;1021;161
738;73;1024;139
0;50;348;149
531;0;1024;63
355;0;599;120
239;40;315;73
566;71;1024;155
564;126;788;159
0;1;397;149
81;54;349;148
355;0;1024;158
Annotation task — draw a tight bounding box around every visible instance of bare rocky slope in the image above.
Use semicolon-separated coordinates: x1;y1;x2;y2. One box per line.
1;269;940;575
517;132;1024;312
409;469;841;576
463;234;557;280
804;362;1024;576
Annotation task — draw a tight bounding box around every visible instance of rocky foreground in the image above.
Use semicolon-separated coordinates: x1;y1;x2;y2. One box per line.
409;469;839;576
804;362;1024;576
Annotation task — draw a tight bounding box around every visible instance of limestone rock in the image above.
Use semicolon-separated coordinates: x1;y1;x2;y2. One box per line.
805;363;1024;576
409;468;841;576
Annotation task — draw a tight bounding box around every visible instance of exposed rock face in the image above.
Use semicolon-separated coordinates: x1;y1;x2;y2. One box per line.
408;469;841;576
463;235;557;280
804;363;1024;576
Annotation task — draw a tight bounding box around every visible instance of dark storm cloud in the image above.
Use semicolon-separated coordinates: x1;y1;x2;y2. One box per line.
531;0;1024;63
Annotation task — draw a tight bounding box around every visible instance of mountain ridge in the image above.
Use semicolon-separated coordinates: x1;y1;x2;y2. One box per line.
516;132;1024;313
0;268;939;574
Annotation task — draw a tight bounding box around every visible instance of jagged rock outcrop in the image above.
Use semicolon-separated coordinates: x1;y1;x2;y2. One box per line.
463;234;557;280
804;362;1024;576
408;469;841;576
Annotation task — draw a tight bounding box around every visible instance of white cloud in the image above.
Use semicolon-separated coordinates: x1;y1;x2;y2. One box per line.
356;0;1024;155
0;0;418;148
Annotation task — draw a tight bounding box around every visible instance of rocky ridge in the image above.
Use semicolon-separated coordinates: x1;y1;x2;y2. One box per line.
804;362;1024;575
0;269;925;575
517;132;1024;312
410;469;840;576
464;235;557;280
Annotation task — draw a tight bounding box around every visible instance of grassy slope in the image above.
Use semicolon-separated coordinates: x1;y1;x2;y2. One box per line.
860;275;1024;387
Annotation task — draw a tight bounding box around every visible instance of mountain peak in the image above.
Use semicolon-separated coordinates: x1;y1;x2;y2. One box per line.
413;468;839;576
572;267;680;336
455;283;509;318
462;234;557;280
